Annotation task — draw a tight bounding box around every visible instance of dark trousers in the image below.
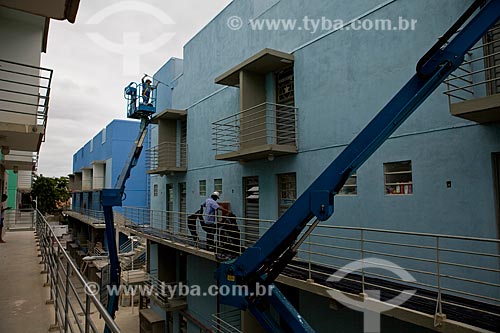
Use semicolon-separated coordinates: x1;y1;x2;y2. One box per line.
203;223;216;247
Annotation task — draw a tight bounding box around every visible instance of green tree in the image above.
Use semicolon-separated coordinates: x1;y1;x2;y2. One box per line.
31;175;70;214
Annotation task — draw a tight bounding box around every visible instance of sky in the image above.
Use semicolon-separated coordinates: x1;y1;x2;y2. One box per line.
38;0;233;177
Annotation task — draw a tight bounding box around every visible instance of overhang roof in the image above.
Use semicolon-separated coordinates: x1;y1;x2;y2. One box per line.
152;109;187;124
215;48;294;87
0;0;81;22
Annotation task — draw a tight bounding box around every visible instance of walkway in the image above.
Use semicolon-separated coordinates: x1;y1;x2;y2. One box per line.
0;230;54;332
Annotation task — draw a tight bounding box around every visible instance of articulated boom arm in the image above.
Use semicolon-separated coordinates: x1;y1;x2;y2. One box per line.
101;117;151;332
216;1;500;332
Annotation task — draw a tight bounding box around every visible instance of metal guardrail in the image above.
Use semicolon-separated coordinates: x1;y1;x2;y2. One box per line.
122;206;500;329
212;102;298;155
212;309;242;333
146;141;187;171
0;59;53;141
35;209;121;333
4;208;35;230
69;207;106;225
143;275;186;306
444;24;500;102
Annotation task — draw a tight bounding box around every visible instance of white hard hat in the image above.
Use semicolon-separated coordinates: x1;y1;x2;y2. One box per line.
212;191;220;198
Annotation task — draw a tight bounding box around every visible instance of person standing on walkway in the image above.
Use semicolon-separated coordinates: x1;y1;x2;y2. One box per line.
202;191;229;250
0;194;11;243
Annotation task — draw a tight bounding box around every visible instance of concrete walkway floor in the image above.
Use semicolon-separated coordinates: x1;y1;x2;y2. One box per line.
0;230;54;333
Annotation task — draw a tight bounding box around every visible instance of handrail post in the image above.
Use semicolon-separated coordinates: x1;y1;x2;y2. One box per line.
361;229;366;296
47;221;55;302
52;244;61;329
64;260;71;332
85;294;91;333
434;236;446;327
307;234;313;283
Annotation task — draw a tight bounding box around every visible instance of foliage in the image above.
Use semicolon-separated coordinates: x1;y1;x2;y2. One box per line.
31;175;70;214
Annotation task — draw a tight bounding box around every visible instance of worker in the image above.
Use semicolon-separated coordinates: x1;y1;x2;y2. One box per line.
202;191;230;250
141;74;156;104
0;194;11;243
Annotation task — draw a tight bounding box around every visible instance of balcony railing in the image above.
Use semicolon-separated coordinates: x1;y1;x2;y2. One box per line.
212;102;298;161
212;309;242;333
3;150;38;171
4;209;35;230
444;24;500;122
68;207;106;225
0;59;53;137
146;141;187;173
121;206;500;332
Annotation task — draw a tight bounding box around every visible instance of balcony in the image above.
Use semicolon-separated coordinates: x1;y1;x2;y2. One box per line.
120;206;500;333
0;59;52;153
81;167;93;191
0;0;81;22
65;207;106;228
212;309;242;333
444;24;500;123
2;150;37;171
148;108;187;174
213;102;298;162
146;141;187;174
143;276;188;311
69;171;83;192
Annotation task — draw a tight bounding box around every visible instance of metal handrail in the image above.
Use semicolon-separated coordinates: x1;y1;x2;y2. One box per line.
444;26;500;102
212;309;242;333
146;141;187;170
121;206;500;329
4;209;35;230
68;207;106;225
212;102;298;155
36;209;121;333
0;59;53;142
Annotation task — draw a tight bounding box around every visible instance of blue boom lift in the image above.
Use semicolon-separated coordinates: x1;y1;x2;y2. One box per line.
100;79;156;333
99;1;500;332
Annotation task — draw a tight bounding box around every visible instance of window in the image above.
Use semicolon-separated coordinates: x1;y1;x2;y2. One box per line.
199;180;206;196
275;66;296;145
214;178;223;195
384;161;413;195
339;174;357;196
278;173;296;216
101;127;106;144
153;184;158;197
90;139;93;152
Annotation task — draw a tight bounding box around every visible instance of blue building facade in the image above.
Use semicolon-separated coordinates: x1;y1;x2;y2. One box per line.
70;119;149;213
128;1;500;332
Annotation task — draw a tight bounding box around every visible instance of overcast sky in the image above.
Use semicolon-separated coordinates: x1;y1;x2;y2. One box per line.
38;0;232;177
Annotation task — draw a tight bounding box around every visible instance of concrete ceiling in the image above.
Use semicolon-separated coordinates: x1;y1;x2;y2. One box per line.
2;150;36;171
0;123;44;152
0;0;80;22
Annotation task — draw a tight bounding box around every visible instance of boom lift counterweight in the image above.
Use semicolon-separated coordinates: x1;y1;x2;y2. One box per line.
215;1;500;332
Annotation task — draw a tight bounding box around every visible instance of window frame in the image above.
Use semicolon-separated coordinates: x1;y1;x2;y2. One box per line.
199;180;207;196
278;172;296;217
214;178;223;195
338;174;358;196
384;160;413;195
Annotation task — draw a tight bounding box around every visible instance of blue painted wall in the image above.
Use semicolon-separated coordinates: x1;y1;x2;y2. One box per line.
151;0;500;237
72;119;149;212
147;0;500;330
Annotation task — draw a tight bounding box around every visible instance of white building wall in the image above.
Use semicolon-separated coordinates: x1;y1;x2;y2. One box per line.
0;7;45;125
105;158;112;188
92;163;105;190
82;169;92;191
17;170;32;191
